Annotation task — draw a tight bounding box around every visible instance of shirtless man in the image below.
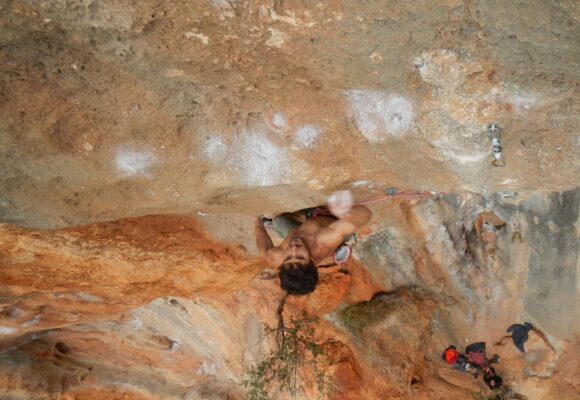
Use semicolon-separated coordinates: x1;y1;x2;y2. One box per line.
254;190;372;295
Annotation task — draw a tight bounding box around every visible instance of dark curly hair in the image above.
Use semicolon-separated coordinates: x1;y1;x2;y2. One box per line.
279;262;319;295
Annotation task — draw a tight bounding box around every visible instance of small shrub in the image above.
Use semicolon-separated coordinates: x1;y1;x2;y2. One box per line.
242;312;331;400
473;388;523;400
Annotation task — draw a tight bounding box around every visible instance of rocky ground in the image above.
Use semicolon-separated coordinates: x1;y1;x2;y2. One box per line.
0;1;579;399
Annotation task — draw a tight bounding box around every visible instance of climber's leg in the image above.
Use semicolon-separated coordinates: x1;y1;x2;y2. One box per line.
272;215;301;239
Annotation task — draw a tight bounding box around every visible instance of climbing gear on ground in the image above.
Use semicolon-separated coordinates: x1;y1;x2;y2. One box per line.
484;373;503;390
466;342;488;369
507;322;534;353
443;347;460;365
442;345;470;372
465;342;502;388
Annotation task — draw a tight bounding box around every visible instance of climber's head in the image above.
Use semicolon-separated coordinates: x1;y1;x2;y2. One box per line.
280;237;311;266
279;261;318;295
278;236;318;295
278;238;317;296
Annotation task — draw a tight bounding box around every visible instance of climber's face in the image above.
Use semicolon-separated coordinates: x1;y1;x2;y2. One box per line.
281;237;311;266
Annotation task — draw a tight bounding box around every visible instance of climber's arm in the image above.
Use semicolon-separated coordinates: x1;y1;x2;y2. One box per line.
334;204;372;230
316;205;371;250
254;218;283;266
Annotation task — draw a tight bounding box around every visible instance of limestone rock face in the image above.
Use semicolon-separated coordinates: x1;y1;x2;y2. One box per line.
0;0;578;228
0;1;579;399
1;190;579;399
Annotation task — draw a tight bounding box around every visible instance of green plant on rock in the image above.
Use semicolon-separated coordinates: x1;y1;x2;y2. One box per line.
242;311;332;400
473;387;524;400
340;294;396;334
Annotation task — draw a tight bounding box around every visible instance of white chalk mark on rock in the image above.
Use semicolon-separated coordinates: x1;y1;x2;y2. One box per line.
269;9;316;27
196;359;219;376
115;148;156;177
185;32;209;45
347;90;415;141
272;113;287;129
204;137;227;161
202;132;291;187
131;315;143;331
507;93;538;112
77;292;103;302
0;326;17;335
22;315;41;327
350;180;370;187
238;133;290;186
294;125;321;149
266;28;286;48
432;144;489;163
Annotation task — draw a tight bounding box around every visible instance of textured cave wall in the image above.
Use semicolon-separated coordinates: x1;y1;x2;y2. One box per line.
333;188;580;399
1;191;579;400
0;297;254;400
495;190;580;340
0;0;579;228
354;189;580;341
0;0;579;399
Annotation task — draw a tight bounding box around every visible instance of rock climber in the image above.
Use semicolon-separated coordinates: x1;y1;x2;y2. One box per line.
254;190;372;296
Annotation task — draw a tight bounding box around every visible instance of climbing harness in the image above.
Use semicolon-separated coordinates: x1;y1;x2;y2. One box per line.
307;207;334;219
487;123;505;167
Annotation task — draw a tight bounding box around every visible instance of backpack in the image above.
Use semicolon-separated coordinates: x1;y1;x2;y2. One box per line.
465;342;488;368
442;345;460;365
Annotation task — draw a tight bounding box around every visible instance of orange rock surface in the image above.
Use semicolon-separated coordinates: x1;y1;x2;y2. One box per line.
0;1;579;399
1;191;579;399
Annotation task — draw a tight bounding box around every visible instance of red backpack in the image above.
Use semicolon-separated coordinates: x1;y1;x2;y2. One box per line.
444;348;460;365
